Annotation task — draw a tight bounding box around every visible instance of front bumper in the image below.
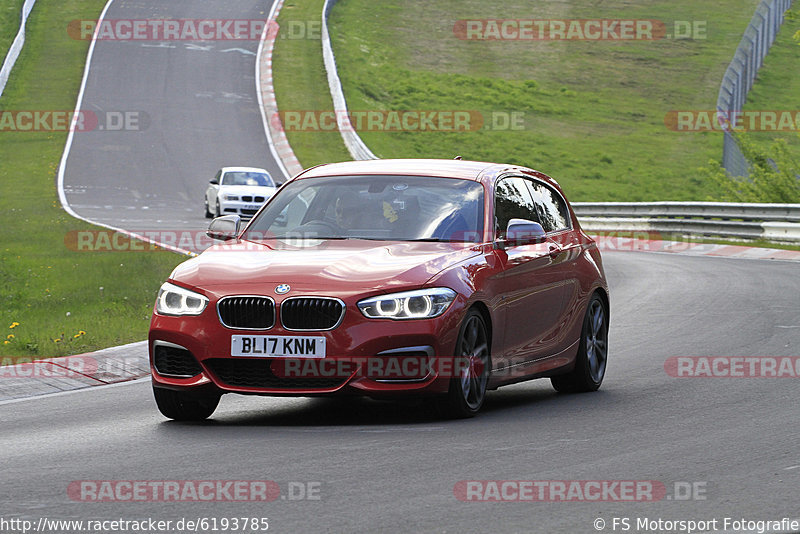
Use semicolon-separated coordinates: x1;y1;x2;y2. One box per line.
149;302;464;398
218;199;266;218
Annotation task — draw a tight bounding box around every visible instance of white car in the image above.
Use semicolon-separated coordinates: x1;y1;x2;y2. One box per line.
204;167;277;219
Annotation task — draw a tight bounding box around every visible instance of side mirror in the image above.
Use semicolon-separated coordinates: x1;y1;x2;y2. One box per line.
209;179;219;185
496;219;546;250
207;215;241;241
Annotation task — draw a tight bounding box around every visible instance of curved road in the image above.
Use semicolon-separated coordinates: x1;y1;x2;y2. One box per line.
12;0;800;531
61;0;283;232
3;252;799;532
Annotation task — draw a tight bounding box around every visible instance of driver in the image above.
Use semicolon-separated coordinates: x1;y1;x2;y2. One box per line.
334;190;362;230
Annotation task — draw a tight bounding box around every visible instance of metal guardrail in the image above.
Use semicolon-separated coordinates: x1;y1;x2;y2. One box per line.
573;201;800;222
573;202;800;242
717;0;794;177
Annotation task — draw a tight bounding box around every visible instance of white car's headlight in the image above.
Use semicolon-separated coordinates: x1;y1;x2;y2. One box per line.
223;194;239;201
156;282;208;316
358;288;457;320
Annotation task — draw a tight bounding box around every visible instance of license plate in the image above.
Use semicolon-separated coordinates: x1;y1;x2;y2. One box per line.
231;335;326;358
244;204;261;211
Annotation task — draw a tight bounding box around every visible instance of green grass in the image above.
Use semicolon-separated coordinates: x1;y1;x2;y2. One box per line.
272;0;351;167
324;0;771;201
0;0;26;62
741;12;800;161
0;0;184;359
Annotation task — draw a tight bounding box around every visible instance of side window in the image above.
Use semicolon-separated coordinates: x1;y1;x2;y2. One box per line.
528;181;570;232
494;177;539;238
213;170;222;183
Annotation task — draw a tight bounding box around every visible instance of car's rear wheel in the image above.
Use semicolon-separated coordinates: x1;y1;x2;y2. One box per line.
152;386;220;421
438;309;490;418
551;293;608;393
204;197;212;218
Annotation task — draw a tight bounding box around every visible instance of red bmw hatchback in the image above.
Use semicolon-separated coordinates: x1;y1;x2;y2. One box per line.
149;159;609;420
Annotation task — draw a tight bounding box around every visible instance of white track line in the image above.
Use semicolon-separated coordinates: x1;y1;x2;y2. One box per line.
0;0;37;98
256;0;292;182
55;0;195;257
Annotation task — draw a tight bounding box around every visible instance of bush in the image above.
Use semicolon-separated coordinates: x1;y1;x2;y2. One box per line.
703;135;800;202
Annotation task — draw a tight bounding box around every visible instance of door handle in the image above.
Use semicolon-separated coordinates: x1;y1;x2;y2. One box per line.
547;243;560;257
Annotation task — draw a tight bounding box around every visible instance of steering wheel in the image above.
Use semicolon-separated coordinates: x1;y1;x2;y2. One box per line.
295;219;341;236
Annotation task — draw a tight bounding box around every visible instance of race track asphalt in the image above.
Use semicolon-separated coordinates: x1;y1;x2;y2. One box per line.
3;251;799;533
61;0;283;233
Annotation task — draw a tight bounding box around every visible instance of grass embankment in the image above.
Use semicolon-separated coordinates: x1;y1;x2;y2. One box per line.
741;13;800;161
322;0;771;201
272;0;351;166
0;0;184;359
0;0;26;62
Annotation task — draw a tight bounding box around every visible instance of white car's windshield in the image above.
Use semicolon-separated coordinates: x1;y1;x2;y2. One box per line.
222;172;275;187
244;175;484;242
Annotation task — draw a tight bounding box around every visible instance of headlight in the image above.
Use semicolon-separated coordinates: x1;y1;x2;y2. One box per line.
156;282;208;316
358;288;457;320
223;194;239;201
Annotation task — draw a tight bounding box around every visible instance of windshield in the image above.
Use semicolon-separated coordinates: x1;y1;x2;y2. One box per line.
243;175;484;242
221;171;275;187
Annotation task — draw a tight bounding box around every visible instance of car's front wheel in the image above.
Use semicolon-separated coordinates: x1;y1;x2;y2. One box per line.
438;309;491;418
551;293;608;393
214;200;221;218
204;196;213;218
152;386;220;421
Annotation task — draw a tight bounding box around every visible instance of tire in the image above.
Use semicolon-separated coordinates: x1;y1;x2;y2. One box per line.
551;293;608;393
152;385;220;421
214;200;221;218
204;197;213;218
437;309;491;418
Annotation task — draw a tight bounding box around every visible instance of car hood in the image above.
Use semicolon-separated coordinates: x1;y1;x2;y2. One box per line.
169;239;481;297
217;185;276;197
